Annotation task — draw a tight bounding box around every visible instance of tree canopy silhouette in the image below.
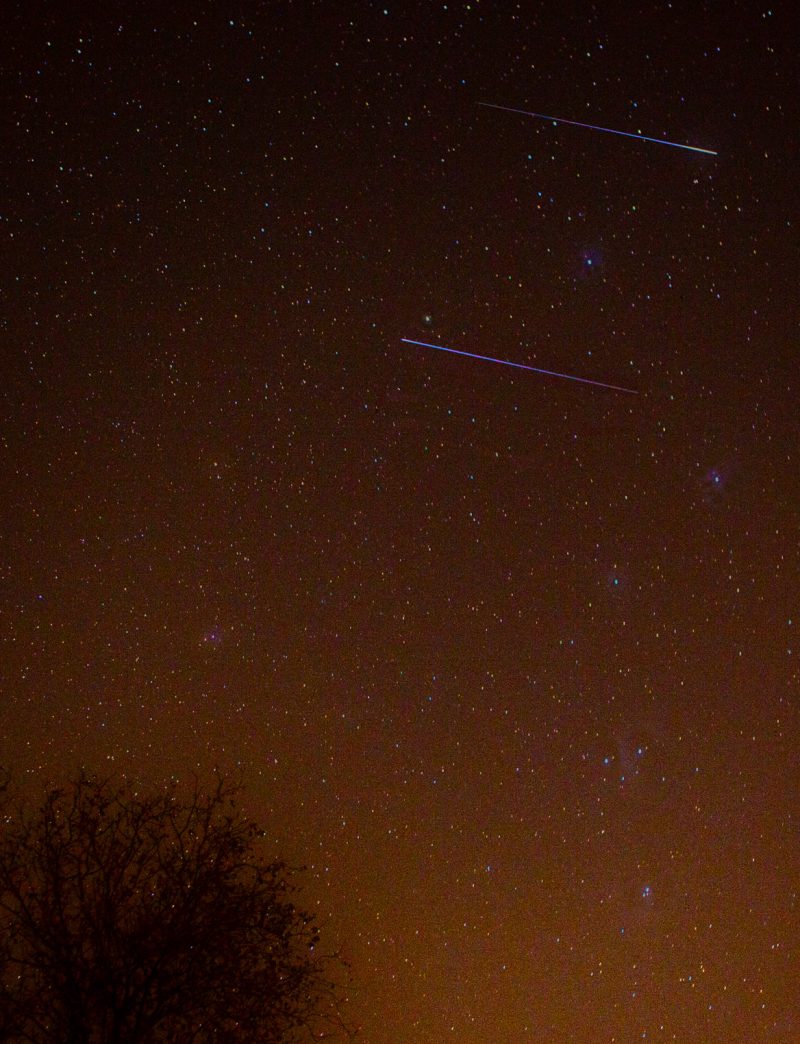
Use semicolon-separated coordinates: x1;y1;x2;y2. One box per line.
0;772;352;1043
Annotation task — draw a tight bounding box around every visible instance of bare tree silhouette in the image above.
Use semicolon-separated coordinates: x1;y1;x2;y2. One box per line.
0;772;354;1043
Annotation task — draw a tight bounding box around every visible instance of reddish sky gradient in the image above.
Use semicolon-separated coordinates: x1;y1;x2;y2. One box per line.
2;3;797;1040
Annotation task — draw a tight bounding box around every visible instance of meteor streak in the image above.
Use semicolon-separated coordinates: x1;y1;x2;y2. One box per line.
479;102;717;156
400;338;637;394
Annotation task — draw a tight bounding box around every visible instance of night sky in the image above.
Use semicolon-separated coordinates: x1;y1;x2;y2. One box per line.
2;2;798;1040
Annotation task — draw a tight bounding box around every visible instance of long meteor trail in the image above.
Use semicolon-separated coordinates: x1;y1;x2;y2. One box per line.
479;102;718;156
400;338;637;394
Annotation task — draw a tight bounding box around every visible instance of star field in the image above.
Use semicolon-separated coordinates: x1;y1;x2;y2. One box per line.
2;2;798;1040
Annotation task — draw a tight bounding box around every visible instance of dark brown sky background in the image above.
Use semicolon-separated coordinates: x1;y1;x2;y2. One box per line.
2;1;798;1039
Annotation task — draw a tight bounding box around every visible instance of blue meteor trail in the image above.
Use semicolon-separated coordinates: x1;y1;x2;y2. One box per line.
400;338;637;394
479;102;718;156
